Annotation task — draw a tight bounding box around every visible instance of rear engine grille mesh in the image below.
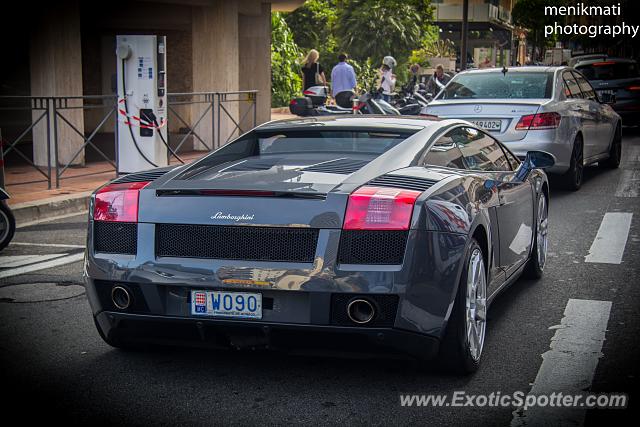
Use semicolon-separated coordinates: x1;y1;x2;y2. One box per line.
156;224;319;262
338;230;408;265
94;222;137;255
330;294;399;327
113;169;170;184
368;175;438;192
302;159;370;174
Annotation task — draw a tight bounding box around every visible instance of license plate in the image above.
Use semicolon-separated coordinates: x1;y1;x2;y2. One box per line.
191;290;262;319
469;120;502;131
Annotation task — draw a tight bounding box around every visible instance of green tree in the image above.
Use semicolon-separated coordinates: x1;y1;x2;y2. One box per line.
512;0;566;61
285;0;338;52
335;0;425;64
271;12;303;107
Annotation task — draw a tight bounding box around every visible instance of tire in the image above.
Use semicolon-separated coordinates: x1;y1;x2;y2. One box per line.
438;239;487;374
559;135;584;191
0;201;16;251
600;125;621;169
524;192;548;279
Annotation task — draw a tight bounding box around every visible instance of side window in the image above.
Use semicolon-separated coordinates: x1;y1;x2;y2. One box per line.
422;131;466;169
563;71;582;99
455;127;512;172
502;145;520;170
573;71;597;102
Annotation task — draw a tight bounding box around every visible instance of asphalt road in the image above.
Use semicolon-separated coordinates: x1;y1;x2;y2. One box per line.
1;130;639;426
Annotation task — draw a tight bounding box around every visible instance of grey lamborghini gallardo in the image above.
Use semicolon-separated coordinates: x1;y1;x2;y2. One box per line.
85;116;553;373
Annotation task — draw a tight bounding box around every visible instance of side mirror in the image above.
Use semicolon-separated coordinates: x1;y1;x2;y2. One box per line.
600;92;616;105
515;151;555;181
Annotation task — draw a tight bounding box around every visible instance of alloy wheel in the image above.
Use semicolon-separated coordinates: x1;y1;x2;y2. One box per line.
536;196;548;269
465;248;487;362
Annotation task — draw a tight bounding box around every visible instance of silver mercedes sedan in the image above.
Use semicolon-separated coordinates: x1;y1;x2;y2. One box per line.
421;66;621;190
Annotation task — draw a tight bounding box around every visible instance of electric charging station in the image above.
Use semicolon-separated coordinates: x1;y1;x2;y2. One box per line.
116;35;168;174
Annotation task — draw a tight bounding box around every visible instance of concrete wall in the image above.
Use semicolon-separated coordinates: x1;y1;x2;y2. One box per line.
30;0;85;167
239;1;272;129
192;1;239;150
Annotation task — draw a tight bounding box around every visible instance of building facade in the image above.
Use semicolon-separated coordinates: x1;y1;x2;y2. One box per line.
1;0;303;168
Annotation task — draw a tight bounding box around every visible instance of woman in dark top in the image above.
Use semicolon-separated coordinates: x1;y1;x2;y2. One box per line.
301;49;327;91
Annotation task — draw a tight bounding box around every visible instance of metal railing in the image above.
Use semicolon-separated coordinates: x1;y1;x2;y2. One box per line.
0;90;258;189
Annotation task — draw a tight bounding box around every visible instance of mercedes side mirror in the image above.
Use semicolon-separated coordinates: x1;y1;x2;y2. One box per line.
515;151;555;181
600;92;616;105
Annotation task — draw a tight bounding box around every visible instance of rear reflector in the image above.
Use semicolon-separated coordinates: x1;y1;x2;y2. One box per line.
515;112;561;130
94;181;149;222
343;186;421;230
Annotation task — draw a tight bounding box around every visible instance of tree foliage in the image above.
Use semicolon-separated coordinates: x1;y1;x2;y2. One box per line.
271;12;302;107
512;0;565;61
335;0;425;64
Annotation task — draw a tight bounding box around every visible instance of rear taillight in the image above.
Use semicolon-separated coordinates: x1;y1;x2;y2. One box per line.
343;186;421;230
290;99;297;105
303;90;315;95
515;112;561;130
627;86;640;91
94;181;149;222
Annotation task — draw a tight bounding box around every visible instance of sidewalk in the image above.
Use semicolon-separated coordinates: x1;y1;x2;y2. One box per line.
5;110;297;225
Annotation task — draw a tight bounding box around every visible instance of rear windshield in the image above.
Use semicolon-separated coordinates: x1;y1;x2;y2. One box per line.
253;130;413;154
438;72;554;100
176;129;416;179
576;61;639;80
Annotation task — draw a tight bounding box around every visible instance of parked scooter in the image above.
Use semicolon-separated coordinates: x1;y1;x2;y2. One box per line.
289;85;400;116
0;134;15;251
393;87;430;115
0;188;15;251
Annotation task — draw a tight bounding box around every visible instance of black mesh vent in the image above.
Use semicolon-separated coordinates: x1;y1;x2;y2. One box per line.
338;230;408;265
303;158;370;174
156;224;319;262
330;294;399;327
368;175;438;192
94;222;137;255
113;168;171;184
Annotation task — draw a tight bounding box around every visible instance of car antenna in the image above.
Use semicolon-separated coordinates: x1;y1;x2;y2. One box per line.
501;66;508;75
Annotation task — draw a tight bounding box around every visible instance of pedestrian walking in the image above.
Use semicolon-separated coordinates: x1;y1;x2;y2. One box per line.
330;53;357;108
301;49;327;91
378;56;397;102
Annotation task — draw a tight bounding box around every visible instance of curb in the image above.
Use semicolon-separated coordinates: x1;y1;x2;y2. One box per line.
12;191;92;227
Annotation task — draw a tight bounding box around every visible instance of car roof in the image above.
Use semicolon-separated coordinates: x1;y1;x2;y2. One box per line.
574;57;637;66
456;66;561;75
258;115;437;132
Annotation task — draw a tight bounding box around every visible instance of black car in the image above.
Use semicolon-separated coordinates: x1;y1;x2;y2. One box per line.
575;57;640;123
85;116;553;373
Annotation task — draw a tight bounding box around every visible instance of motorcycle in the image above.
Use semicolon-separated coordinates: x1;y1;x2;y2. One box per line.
0;188;15;251
393;86;431;116
289;86;400;117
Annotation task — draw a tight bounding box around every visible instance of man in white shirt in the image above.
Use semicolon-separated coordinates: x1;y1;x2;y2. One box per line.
331;53;357;108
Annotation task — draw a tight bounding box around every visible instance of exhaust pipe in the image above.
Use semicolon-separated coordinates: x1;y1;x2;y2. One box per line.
347;299;376;324
111;285;131;310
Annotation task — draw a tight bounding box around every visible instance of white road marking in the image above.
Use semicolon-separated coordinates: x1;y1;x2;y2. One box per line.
0;253;85;279
0;254;68;268
585;212;632;264
615;170;640;197
511;299;612;427
9;242;85;249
